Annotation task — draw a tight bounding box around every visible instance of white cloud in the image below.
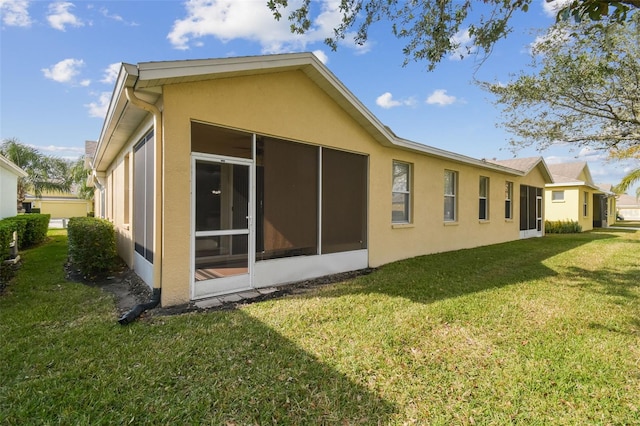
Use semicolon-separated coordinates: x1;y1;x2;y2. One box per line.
376;92;416;109
529;26;570;55
85;92;111;118
542;0;573;18
100;7;137;26
167;0;345;53
42;58;85;84
0;0;33;27
577;146;607;162
426;89;456;106
101;63;121;84
312;50;328;64
449;28;476;61
33;144;84;154
47;1;83;31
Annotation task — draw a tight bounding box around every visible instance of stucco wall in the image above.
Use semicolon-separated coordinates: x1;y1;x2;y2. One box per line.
545;186;598;231
101;118;153;272
31;199;92;218
154;70;549;305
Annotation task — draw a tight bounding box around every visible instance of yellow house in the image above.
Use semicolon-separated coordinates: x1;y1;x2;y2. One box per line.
24;189;93;219
90;53;553;307
544;162;615;230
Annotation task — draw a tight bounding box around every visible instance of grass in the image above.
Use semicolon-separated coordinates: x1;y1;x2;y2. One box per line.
614;220;640;228
1;229;639;424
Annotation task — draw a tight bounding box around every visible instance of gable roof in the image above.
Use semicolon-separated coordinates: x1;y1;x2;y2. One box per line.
486;157;553;182
94;52;530;178
546;162;600;190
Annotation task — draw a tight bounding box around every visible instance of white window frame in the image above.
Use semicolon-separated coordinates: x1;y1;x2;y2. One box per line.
444;170;457;222
583;191;589;217
505;181;513;219
479;176;489;220
552;190;565;202
392;161;411;223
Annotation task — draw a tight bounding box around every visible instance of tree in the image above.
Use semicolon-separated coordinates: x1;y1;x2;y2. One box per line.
267;0;639;70
0;138;72;211
481;15;639;157
69;156;95;201
614;169;640;198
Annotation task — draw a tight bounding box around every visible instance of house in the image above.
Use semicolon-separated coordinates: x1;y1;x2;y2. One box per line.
616;193;640;220
23;189;93;219
544;162;615;230
90;53;553;307
0;154;28;219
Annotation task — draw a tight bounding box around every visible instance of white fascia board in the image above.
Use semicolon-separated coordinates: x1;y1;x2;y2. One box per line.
546;181;602;191
393;137;525;175
94;63;138;171
0;154;28;177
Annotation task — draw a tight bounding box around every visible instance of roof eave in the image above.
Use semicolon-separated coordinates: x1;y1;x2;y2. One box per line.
93;63;138;171
0;155;28;177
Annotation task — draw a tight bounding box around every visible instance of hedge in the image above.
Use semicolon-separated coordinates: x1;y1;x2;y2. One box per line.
0;221;14;262
67;217;117;278
0;213;50;254
545;220;583;234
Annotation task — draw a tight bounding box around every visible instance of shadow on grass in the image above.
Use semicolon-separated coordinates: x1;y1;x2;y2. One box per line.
1;233;397;424
565;264;640;300
316;232;620;305
1;310;397;423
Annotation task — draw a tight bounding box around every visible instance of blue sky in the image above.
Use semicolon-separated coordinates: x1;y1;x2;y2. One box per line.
0;0;637;192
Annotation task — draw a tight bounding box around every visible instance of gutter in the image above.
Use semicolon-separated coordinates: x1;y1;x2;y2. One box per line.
118;85;164;324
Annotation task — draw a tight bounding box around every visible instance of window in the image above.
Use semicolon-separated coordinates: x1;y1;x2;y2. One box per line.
505;181;513;219
444;170;457;221
479;176;489;220
583;191;589;217
552;190;564;201
392;161;411;223
133;130;154;263
124;154;130;224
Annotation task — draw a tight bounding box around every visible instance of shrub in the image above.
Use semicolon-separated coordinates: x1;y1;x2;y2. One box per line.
67;217;117;278
545;220;582;234
0;221;14;262
0;214;50;250
30;208;41;213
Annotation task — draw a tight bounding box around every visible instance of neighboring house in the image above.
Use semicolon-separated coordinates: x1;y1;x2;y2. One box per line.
544;162;615;230
616;193;640;220
23;188;93;219
90;53;553;307
0;154;28;219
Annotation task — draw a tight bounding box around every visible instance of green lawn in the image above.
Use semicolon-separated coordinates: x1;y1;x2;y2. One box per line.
1;229;639;424
614;220;640;228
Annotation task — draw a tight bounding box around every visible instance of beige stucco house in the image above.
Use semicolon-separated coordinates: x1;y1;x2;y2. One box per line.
23;189;93;219
90;53;553;307
616;193;640;220
544;162;615;230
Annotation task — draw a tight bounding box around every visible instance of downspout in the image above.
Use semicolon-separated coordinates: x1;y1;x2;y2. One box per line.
119;86;163;325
